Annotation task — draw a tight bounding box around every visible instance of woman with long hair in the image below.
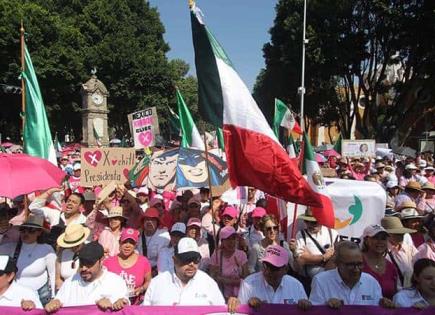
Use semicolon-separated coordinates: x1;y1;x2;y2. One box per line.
361;225;399;299
393;258;435;308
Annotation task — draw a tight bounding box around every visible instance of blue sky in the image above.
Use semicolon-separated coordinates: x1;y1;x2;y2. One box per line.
148;0;278;91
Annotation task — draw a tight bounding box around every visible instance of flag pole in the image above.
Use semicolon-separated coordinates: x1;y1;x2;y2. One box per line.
203;133;218;250
298;0;307;134
20;20;26;136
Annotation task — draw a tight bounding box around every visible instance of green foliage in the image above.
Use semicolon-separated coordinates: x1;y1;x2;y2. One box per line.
254;0;435;143
0;0;197;142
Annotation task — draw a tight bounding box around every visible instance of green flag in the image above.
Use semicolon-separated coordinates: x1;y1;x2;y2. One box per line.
176;88;204;150
23;44;56;164
216;127;225;150
273;98;302;138
333;133;342;154
168;106;181;136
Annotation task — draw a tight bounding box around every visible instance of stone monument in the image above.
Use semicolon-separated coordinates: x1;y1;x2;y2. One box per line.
81;71;109;147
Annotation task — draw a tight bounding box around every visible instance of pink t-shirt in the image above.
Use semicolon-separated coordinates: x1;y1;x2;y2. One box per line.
210;249;247;298
104;255;151;304
363;258;398;299
414;240;435;262
98;229;121;257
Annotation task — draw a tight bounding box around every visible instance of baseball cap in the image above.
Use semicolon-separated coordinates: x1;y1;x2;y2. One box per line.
0;255;17;274
175;237;201;263
78;241;104;266
362;225;389;238
261;245;289;268
136;187;149;196
419;160;427;168
120;228;140;243
252;207;267;218
170;222;186;235
222;206;238;218
405;163;418;170
219;226;237;240
73;163;81;171
187;217;202;228
386;181;399;189
143;207;160;220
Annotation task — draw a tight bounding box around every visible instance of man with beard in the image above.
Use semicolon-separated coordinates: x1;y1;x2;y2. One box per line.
143;237;224;305
45;242;129;312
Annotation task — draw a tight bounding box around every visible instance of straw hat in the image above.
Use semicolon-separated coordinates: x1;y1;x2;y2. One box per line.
405;181;423;192
396;200;417;211
298;208;317;222
400;208;424;220
57;224;90;248
422;182;435;192
381;217;416;234
105;206;127;219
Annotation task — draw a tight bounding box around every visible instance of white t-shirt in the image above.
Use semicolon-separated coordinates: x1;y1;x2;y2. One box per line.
309;269;382;306
143;270;225;306
29;198;87;227
137;229;170;267
55;269;129;306
393;288;429;307
0;281;43;308
59;249;79;280
238;272;307;304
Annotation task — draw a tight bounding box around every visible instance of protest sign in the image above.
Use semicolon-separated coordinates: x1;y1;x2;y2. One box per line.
176;147;229;191
147;148;178;192
128;107;160;149
128;154;151;188
1;304;432;315
80;147;136;186
342;139;376;158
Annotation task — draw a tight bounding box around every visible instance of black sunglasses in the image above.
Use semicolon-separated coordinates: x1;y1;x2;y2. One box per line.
265;226;279;232
180;256;201;265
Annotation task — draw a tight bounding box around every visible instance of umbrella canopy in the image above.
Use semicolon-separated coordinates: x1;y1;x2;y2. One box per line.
315;153;327;163
0;153;66;199
322;149;341;158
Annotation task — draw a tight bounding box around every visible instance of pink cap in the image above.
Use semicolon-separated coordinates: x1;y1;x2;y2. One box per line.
187;217;202;228
222;206;238;219
120;228;140;243
252;207;267;218
219;226;237;240
261;245;289;267
136;186;149;196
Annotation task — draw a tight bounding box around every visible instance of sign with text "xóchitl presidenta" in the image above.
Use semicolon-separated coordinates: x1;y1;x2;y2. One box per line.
80;148;136;186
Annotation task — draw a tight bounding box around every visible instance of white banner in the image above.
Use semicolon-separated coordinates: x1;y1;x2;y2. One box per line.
342;139;376;158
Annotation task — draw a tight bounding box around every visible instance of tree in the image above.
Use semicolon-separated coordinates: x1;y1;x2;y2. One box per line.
254;0;435;144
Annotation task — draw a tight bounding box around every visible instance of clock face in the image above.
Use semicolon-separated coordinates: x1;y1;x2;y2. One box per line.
91;93;103;105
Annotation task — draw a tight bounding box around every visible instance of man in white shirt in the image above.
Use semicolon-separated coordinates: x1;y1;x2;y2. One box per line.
0;255;42;310
228;245;310;313
309;241;394;308
143;237;225;306
45;242;129;312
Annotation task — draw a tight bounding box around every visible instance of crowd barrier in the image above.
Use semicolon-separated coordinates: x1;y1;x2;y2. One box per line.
2;304;434;315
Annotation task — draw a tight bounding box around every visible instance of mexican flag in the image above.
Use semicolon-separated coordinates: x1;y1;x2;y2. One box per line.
303;133;335;227
22;44;57;165
190;4;322;208
273;98;302;137
333;133;342;154
176;88;204;150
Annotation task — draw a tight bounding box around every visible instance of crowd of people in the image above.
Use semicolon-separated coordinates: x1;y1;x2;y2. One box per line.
0;147;434;312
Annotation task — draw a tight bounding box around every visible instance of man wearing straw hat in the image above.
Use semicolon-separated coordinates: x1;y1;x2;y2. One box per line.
381;216;417;289
421;182;435;213
295;208;338;279
395;181;425;214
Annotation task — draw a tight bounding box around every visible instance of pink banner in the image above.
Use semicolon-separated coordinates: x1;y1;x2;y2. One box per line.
2;305;434;315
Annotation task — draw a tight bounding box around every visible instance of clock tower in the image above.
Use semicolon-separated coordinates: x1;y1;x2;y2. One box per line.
80;72;110;147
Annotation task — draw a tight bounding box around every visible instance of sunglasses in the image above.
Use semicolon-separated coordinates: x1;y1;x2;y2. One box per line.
180;256;201;265
265;226;279;232
19;227;39;233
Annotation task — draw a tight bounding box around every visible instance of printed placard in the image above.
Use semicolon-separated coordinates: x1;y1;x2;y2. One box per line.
342;139;376;158
128;107;160;149
80;147;136;186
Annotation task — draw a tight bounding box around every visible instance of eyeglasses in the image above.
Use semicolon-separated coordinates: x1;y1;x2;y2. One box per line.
19;227;39;233
341;262;364;269
265;226;279;232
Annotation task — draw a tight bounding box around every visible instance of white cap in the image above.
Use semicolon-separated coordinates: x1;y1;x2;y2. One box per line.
405;163;418;170
386;181;399;189
425;166;434;172
419;160;427;168
0;256;9;270
137;186;149;196
176;237;200;255
362;224;389;238
73;163;81;171
170;222;186;235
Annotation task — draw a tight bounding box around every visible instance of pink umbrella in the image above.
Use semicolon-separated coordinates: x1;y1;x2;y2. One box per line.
315;153;327;163
0;153;66;199
322;149;341;158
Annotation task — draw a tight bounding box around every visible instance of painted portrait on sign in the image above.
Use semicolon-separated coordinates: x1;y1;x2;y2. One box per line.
147;149;178;192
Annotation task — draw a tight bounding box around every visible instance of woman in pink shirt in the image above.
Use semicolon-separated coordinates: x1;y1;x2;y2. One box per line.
98;206;126;257
104;228;151;304
210;226;249;300
414;220;435;262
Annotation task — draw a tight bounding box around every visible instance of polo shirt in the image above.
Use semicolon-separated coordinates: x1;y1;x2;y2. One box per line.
55;269;129;306
238;272;307;305
143;270;225;306
309;268;382;306
393;288;429;307
0;281;42;308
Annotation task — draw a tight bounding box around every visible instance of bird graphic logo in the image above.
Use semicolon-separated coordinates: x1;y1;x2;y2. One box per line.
334;195;363;229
